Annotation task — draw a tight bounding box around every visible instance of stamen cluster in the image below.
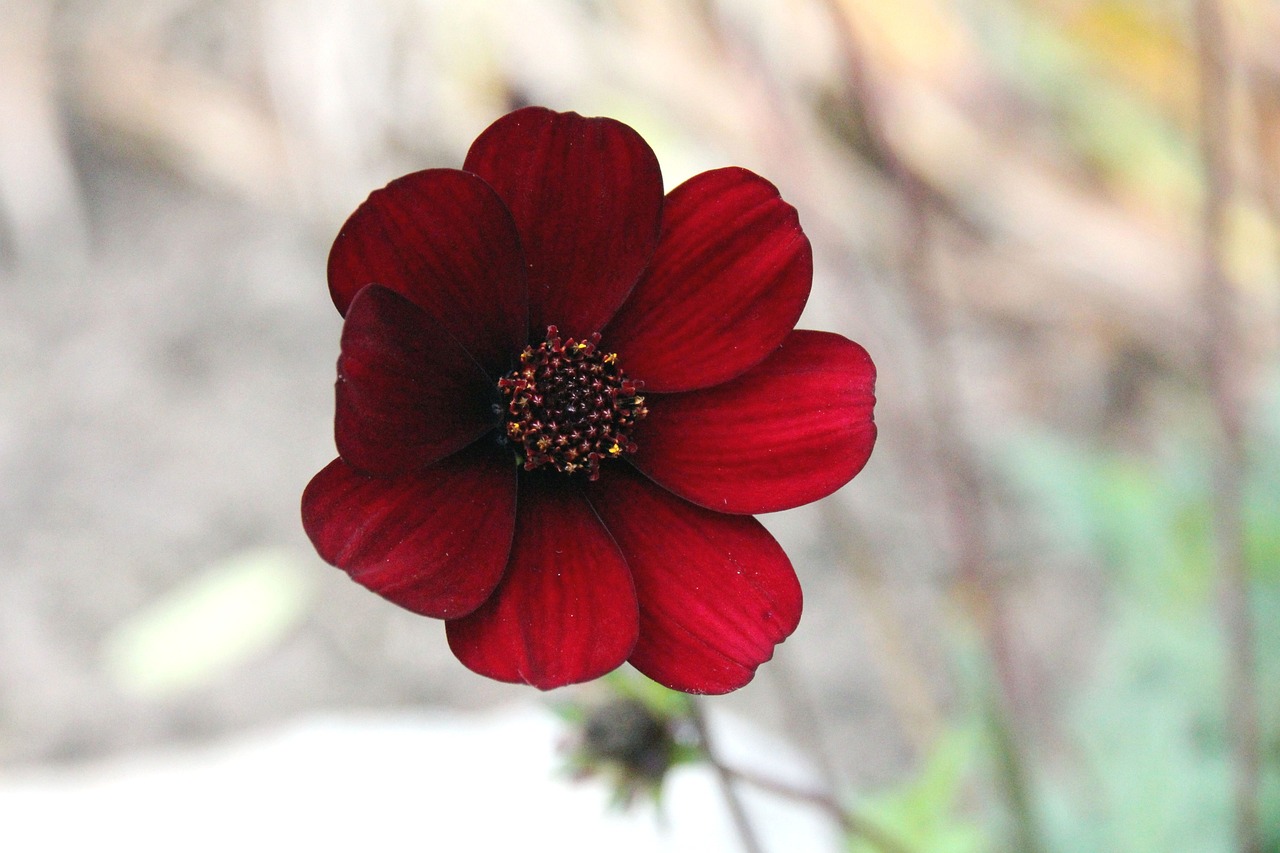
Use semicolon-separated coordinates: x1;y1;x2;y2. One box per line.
498;326;648;480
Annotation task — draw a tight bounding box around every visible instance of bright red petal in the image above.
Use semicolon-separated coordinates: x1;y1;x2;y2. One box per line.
463;107;663;339
606;168;811;392
301;444;517;620
336;284;495;476
327;168;526;377
445;476;639;689
588;465;801;694
630;331;876;514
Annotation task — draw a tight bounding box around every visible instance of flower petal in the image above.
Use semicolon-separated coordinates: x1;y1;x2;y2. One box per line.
445;476;639;689
327;168;527;377
588;465;801;694
336;284;495;476
630;330;876;514
301;444;517;620
463;107;663;338
605;168;812;392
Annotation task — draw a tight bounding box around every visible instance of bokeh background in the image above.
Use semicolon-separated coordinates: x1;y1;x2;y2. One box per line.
2;0;1278;850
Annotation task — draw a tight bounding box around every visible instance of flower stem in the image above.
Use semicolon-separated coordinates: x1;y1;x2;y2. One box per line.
1193;2;1262;851
687;697;766;853
767;652;844;791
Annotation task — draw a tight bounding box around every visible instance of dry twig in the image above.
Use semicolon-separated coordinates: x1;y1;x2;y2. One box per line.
1193;2;1261;851
814;1;1047;850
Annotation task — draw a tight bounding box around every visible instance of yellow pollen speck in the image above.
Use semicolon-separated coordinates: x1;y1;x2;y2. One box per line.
608;443;622;455
603;353;617;364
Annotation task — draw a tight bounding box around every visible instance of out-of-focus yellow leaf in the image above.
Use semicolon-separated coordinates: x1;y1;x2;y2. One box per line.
1227;199;1280;291
834;0;976;80
101;549;313;699
1062;0;1195;123
994;3;1199;210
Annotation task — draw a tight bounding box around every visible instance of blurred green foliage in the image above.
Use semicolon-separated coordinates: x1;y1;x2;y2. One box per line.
845;727;988;853
1004;369;1280;852
100;549;313;698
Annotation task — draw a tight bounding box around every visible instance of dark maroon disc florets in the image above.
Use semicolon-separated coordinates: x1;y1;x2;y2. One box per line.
498;326;648;480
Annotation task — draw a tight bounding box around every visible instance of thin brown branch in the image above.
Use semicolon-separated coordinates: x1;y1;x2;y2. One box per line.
689;5;946;765
819;502;944;756
1193;2;1261;852
813;1;1046;851
724;764;916;853
812;0;995;677
687;698;766;853
689;698;915;853
766;651;845;791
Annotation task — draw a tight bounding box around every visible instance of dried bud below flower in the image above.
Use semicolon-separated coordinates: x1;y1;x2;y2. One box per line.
564;698;688;808
582;698;674;781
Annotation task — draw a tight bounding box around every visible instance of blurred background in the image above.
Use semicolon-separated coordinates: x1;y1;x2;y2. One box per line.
1;0;1278;850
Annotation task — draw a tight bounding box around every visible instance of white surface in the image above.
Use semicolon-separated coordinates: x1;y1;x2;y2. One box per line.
0;704;840;852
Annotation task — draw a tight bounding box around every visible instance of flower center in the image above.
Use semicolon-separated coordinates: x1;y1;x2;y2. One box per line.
497;326;648;481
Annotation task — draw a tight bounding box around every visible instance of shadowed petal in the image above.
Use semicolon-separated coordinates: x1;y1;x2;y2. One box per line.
446;476;639;689
463;107;663;339
301;444;517;620
606;168;811;392
588;466;801;694
327;168;527;376
629;331;876;514
336;284;496;476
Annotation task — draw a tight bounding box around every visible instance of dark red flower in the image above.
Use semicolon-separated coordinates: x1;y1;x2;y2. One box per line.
302;107;876;694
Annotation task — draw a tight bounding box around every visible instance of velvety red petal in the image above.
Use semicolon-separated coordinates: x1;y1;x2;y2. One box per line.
327;168;526;377
335;284;495;476
587;465;801;694
463;107;663;339
301;444;517;620
605;168;811;392
445;476;639;689
630;330;876;514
